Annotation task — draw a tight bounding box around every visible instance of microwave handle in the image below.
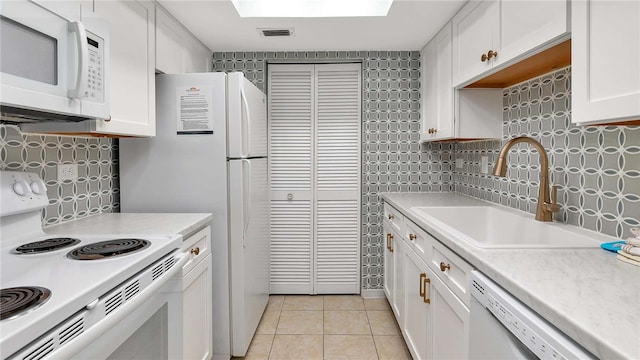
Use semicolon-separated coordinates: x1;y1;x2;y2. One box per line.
68;21;88;99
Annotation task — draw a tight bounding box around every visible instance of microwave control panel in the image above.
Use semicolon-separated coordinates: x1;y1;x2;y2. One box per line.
85;31;104;102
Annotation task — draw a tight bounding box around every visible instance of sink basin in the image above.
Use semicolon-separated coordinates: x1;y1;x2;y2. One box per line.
410;206;603;249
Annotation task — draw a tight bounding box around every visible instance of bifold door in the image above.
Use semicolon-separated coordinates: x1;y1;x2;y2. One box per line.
269;63;361;294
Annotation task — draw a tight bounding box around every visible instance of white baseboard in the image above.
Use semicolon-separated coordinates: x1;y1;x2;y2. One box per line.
360;289;385;298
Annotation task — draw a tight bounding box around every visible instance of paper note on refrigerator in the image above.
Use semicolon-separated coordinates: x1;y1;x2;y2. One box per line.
176;86;214;134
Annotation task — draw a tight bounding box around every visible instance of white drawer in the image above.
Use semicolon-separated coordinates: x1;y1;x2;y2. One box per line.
181;226;211;274
404;218;432;261
384;204;405;234
428;240;473;306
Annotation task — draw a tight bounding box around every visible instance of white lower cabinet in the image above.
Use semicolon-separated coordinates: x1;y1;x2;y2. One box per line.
181;226;212;360
402;248;432;360
429;267;470;359
385;206;472;360
383;221;404;322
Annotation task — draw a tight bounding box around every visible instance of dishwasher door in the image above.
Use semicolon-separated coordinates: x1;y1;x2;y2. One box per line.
468;271;595;360
469;295;538;359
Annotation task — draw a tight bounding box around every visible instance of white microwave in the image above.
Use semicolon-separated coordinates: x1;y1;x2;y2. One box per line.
0;0;109;123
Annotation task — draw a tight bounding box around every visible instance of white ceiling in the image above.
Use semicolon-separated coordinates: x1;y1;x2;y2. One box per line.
158;0;467;52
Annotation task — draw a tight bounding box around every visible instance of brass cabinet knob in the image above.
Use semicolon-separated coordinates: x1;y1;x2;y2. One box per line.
481;53;488;62
190;247;200;256
388;214;394;220
440;262;451;272
409;234;417;241
487;50;498;60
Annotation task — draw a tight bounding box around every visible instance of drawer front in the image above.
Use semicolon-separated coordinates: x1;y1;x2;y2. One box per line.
404;218;432;261
182;225;211;274
384;204;404;234
428;240;473;306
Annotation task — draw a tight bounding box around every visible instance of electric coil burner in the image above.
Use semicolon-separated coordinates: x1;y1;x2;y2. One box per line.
0;287;51;321
12;238;81;254
67;239;151;260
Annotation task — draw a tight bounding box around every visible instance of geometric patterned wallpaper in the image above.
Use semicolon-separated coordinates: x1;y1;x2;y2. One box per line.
213;51;452;290
453;67;640;238
0;125;120;226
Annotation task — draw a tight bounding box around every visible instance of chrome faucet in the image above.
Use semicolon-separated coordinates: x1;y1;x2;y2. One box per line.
493;136;560;222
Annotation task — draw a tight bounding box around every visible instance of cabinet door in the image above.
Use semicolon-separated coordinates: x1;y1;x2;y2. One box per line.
430;270;470;360
392;234;404;327
498;0;568;68
31;0;84;21
452;0;498;87
183;254;213;360
572;0;640;124
383;224;395;304
155;6;183;74
402;247;431;360
93;0;155;136
183;40;211;73
422;22;454;141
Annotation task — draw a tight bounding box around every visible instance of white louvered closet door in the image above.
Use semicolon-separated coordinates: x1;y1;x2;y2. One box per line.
314;64;361;294
268;63;361;295
269;65;314;294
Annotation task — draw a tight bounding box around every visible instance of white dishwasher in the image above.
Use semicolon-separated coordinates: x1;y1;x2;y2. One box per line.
469;271;596;360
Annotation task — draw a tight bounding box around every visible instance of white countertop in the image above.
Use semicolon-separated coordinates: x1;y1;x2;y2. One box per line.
381;192;640;360
45;213;213;239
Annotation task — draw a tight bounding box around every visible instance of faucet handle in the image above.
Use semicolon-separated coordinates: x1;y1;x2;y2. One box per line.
547;185;561;213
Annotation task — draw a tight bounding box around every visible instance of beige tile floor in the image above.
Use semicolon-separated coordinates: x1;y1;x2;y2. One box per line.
234;295;412;360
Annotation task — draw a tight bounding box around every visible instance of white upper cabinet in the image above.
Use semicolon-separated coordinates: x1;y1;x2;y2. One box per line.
421;22;454;141
88;0;156;137
498;0;568;67
451;0;499;87
156;6;212;74
572;0;640;125
421;22;502;142
452;0;569;87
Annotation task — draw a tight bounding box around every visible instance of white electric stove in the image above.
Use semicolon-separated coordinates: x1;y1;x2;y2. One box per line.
0;171;187;359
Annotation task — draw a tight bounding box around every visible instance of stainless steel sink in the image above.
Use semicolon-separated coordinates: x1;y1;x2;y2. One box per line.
410;206;604;249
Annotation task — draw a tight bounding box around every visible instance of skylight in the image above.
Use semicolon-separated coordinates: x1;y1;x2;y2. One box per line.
231;0;394;18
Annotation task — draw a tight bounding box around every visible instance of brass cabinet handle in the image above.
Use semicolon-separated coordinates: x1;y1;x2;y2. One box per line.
481;53;488;62
419;273;426;297
423;276;431;304
388;214;394;220
386;233;390;250
104;115;112;122
487;50;498;60
386;233;394;252
440;262;451;272
409;233;417;241
190;247;200;256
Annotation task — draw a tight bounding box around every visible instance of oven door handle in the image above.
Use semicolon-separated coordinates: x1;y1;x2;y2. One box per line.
47;252;189;360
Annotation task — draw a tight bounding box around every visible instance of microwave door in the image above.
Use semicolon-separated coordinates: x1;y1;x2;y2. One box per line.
0;2;81;115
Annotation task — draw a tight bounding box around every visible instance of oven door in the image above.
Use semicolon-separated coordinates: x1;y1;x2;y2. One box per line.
10;252;190;360
0;1;94;118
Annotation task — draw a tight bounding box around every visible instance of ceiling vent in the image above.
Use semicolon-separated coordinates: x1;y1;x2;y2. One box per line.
258;28;294;37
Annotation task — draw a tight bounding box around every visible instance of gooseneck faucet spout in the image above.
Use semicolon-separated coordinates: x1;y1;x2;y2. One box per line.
493;136;560;222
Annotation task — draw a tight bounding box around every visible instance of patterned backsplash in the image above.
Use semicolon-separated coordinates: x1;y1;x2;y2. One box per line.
0;125;120;226
212;51;448;290
453;67;640;238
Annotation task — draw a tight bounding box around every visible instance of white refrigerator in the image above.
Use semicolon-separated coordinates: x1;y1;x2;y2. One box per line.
119;72;269;358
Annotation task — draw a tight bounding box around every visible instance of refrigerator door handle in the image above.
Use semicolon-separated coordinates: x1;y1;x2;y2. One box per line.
241;159;252;248
241;89;252;157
